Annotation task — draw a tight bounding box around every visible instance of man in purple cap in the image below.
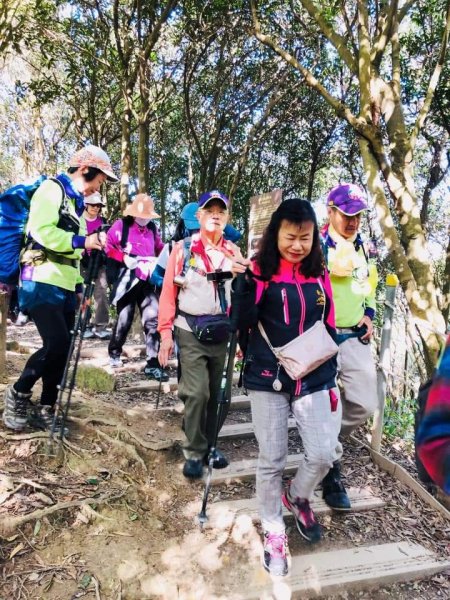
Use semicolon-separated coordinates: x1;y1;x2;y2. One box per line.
320;183;378;510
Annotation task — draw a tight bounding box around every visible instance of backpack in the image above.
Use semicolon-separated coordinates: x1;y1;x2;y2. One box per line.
0;176;67;285
105;218;157;285
414;379;435;486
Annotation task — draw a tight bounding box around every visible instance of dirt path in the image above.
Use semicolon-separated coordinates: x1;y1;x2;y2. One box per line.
1;322;449;599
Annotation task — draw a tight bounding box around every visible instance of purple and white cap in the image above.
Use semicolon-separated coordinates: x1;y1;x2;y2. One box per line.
327;183;368;216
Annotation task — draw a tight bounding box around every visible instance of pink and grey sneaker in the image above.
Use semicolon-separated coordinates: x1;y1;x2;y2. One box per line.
262;531;288;577
282;484;322;543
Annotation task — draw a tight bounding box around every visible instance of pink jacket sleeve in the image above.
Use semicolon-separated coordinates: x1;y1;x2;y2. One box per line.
321;269;336;329
105;219;125;263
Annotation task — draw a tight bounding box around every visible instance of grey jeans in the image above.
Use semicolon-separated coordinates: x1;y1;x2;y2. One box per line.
250;388;342;533
337;335;377;437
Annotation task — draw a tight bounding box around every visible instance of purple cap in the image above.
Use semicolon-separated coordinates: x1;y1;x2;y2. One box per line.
198;190;229;209
327;183;368;215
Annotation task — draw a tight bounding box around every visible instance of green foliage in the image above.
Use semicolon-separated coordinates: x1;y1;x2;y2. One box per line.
76;365;116;393
383;395;416;444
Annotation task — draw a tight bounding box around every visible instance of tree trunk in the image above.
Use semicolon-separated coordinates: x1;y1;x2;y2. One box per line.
120;104;132;210
137;118;149;193
359;137;445;376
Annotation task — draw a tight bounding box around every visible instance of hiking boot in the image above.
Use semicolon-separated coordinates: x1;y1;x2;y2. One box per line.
183;458;204;479
16;312;29;326
94;328;111;340
282;485;322;543
262;531;288;577
322;461;351;511
28;405;69;437
204;448;229;469
109;356;123;368
143;361;169;381
82;328;95;340
2;385;31;431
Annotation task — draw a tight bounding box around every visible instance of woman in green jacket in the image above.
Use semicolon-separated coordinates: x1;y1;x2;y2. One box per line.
2;145;117;434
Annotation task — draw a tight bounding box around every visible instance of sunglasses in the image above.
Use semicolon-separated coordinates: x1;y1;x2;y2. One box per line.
86;204;103;208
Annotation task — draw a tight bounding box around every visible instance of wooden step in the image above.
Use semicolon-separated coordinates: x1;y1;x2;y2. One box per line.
230;394;250;410
244;542;450;599
203;488;385;528
219;417;296;440
211;453;302;483
121;371;240;393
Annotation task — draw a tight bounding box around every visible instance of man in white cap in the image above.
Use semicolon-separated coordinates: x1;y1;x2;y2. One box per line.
81;191;110;339
320;183;378;510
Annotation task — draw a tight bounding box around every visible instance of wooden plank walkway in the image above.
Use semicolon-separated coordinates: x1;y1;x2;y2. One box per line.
244;542;450;599
204;487;385;529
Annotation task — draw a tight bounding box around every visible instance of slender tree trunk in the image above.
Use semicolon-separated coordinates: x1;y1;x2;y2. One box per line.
120;104;132;210
137;119;148;193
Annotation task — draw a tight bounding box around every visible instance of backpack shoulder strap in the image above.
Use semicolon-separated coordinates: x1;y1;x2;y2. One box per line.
120;218;130;248
48;177;66;208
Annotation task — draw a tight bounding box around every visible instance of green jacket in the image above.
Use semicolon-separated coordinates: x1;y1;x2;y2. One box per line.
322;227;378;327
25;179;85;291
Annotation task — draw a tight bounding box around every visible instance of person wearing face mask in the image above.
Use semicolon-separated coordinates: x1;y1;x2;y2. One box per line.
2;145;117;434
320;183;378;511
80;192;111;340
105;194;168;381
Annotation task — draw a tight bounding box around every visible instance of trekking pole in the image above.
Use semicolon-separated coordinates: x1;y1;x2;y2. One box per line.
198;271;248;529
49;227;108;448
155;369;163;410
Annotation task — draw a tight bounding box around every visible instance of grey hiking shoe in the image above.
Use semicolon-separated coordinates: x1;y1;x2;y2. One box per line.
2;385;32;431
28;405;69;437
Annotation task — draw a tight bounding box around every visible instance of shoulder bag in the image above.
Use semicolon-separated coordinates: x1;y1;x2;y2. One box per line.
258;279;338;381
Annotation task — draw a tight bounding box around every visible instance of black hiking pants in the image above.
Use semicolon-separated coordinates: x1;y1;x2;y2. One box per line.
14;303;75;407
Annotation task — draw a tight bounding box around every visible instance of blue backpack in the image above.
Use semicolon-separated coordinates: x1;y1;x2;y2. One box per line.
0;176;48;285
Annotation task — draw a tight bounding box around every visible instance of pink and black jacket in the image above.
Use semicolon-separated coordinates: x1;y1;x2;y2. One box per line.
237;258;337;397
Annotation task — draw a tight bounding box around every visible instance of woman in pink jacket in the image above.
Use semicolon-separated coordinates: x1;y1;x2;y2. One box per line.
105;194;167;381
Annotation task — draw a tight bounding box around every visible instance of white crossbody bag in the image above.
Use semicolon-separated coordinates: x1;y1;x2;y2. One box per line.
258;279;338;383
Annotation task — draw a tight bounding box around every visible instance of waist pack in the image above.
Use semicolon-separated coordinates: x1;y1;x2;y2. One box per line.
258;279;338;380
183;312;231;344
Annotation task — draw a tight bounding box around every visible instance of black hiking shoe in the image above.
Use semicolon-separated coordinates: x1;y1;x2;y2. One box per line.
2;385;31;431
322;461;351;511
282;484;322;543
28;405;69;437
183;459;204;479
204;448;229;469
143;361;169;382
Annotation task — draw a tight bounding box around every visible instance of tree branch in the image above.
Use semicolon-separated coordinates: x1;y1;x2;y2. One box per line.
299;0;358;74
410;0;450;150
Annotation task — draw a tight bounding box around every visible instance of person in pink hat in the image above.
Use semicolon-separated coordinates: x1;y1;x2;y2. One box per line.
2;144;117;434
105;194;168;381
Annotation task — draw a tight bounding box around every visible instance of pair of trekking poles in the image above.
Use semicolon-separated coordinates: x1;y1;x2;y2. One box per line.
48;226;109;449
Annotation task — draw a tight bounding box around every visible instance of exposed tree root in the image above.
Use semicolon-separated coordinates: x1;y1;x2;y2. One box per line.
0;431;48;441
0;490;125;537
95;429;148;472
69;415;175;451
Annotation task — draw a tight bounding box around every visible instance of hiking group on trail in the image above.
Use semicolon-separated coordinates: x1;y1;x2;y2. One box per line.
1;146;448;578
